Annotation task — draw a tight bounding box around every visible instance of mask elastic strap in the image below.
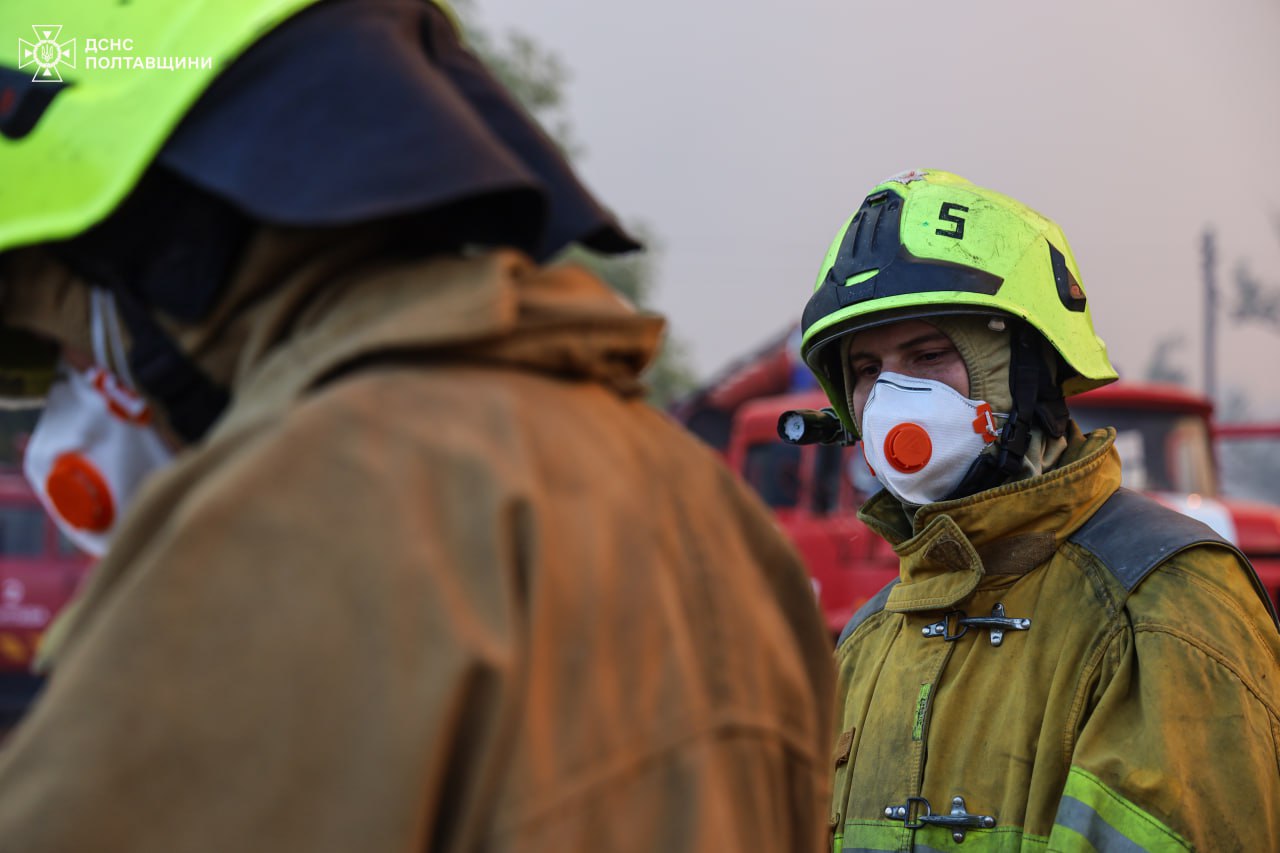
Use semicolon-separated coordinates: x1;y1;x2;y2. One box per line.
89;289;110;370
1033;350;1069;439
103;292;136;389
110;288;229;443
89;288;139;389
839;337;861;437
943;321;1043;500
993;323;1039;477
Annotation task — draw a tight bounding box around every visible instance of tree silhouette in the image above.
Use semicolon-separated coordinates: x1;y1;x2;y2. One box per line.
1232;262;1280;329
451;0;696;403
1229;209;1280;332
1144;333;1190;386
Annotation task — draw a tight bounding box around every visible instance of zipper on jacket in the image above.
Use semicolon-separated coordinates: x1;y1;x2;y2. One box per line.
884;795;996;843
921;602;1031;646
900;634;955;847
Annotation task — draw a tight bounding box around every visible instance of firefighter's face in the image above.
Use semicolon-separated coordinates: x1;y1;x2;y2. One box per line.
845;319;970;431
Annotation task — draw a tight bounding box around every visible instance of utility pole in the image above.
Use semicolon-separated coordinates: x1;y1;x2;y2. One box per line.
1202;229;1217;407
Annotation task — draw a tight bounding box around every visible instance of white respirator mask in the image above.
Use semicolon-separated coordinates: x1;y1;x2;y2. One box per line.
22;290;174;557
859;372;1002;507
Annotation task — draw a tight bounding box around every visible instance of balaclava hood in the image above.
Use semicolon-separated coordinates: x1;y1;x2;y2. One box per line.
842;315;1069;505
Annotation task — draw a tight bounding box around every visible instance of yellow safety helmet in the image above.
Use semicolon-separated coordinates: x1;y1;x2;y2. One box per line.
0;0;326;254
1;0;637;442
800;169;1117;435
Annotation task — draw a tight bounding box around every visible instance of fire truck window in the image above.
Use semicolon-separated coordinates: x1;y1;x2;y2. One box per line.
683;409;733;453
743;442;802;509
812;443;843;514
1168;420;1214;496
0;505;47;557
56;530;85;558
847;442;882;499
0;409;40;468
1220;437;1280;505
1111;430;1149;491
1073;408;1214;495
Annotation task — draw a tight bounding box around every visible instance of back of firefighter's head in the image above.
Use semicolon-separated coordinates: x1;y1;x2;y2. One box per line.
0;0;635;552
799;169;1118;505
0;0;633;439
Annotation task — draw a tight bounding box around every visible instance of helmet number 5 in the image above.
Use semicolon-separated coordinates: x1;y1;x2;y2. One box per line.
935;202;969;239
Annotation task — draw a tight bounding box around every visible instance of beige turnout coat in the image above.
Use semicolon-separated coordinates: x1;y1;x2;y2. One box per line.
0;248;834;852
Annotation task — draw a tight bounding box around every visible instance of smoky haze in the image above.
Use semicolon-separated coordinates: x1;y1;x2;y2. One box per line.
475;0;1280;417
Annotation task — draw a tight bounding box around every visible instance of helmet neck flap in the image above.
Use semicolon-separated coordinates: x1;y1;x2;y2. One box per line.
943;318;1070;500
2;0;641;443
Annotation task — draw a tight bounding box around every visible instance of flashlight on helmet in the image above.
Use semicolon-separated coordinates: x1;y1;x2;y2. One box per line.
777;407;849;446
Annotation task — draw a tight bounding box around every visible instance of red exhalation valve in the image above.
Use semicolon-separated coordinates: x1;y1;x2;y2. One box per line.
45;453;115;532
884;423;932;473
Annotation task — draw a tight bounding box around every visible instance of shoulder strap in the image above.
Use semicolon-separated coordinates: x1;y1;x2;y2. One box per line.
837;580;898;649
1069;488;1279;630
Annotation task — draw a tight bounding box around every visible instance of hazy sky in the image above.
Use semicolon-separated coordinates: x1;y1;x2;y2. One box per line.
474;0;1280;416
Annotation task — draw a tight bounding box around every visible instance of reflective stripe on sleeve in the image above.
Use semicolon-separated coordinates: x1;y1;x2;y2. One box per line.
1049;767;1191;851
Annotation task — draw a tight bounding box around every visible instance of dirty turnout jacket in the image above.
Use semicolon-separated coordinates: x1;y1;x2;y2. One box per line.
0;251;834;852
829;427;1280;852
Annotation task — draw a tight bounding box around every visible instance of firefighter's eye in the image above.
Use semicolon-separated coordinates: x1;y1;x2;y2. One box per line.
852;362;880;380
915;347;958;368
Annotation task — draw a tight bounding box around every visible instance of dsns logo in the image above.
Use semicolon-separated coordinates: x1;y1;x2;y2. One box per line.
18;24;76;83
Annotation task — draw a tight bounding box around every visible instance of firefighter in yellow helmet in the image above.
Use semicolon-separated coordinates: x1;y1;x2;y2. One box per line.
0;2;834;849
793;169;1280;851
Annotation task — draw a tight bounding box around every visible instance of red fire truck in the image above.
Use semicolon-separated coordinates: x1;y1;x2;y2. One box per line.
674;336;1280;637
0;472;93;736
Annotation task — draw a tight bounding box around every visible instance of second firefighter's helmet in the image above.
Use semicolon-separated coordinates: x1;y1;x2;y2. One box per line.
800;169;1117;435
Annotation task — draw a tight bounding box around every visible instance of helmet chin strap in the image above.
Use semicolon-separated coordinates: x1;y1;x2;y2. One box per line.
944;321;1069;501
109;289;229;444
52;168;246;444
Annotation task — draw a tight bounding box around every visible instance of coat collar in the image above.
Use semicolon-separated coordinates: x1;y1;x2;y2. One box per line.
208;248;664;441
858;424;1122;612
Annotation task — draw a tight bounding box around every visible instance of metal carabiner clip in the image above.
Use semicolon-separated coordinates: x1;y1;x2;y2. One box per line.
885;795;996;843
922;602;1031;646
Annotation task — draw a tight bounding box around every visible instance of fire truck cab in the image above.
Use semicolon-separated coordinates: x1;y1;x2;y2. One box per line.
0;473;92;736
